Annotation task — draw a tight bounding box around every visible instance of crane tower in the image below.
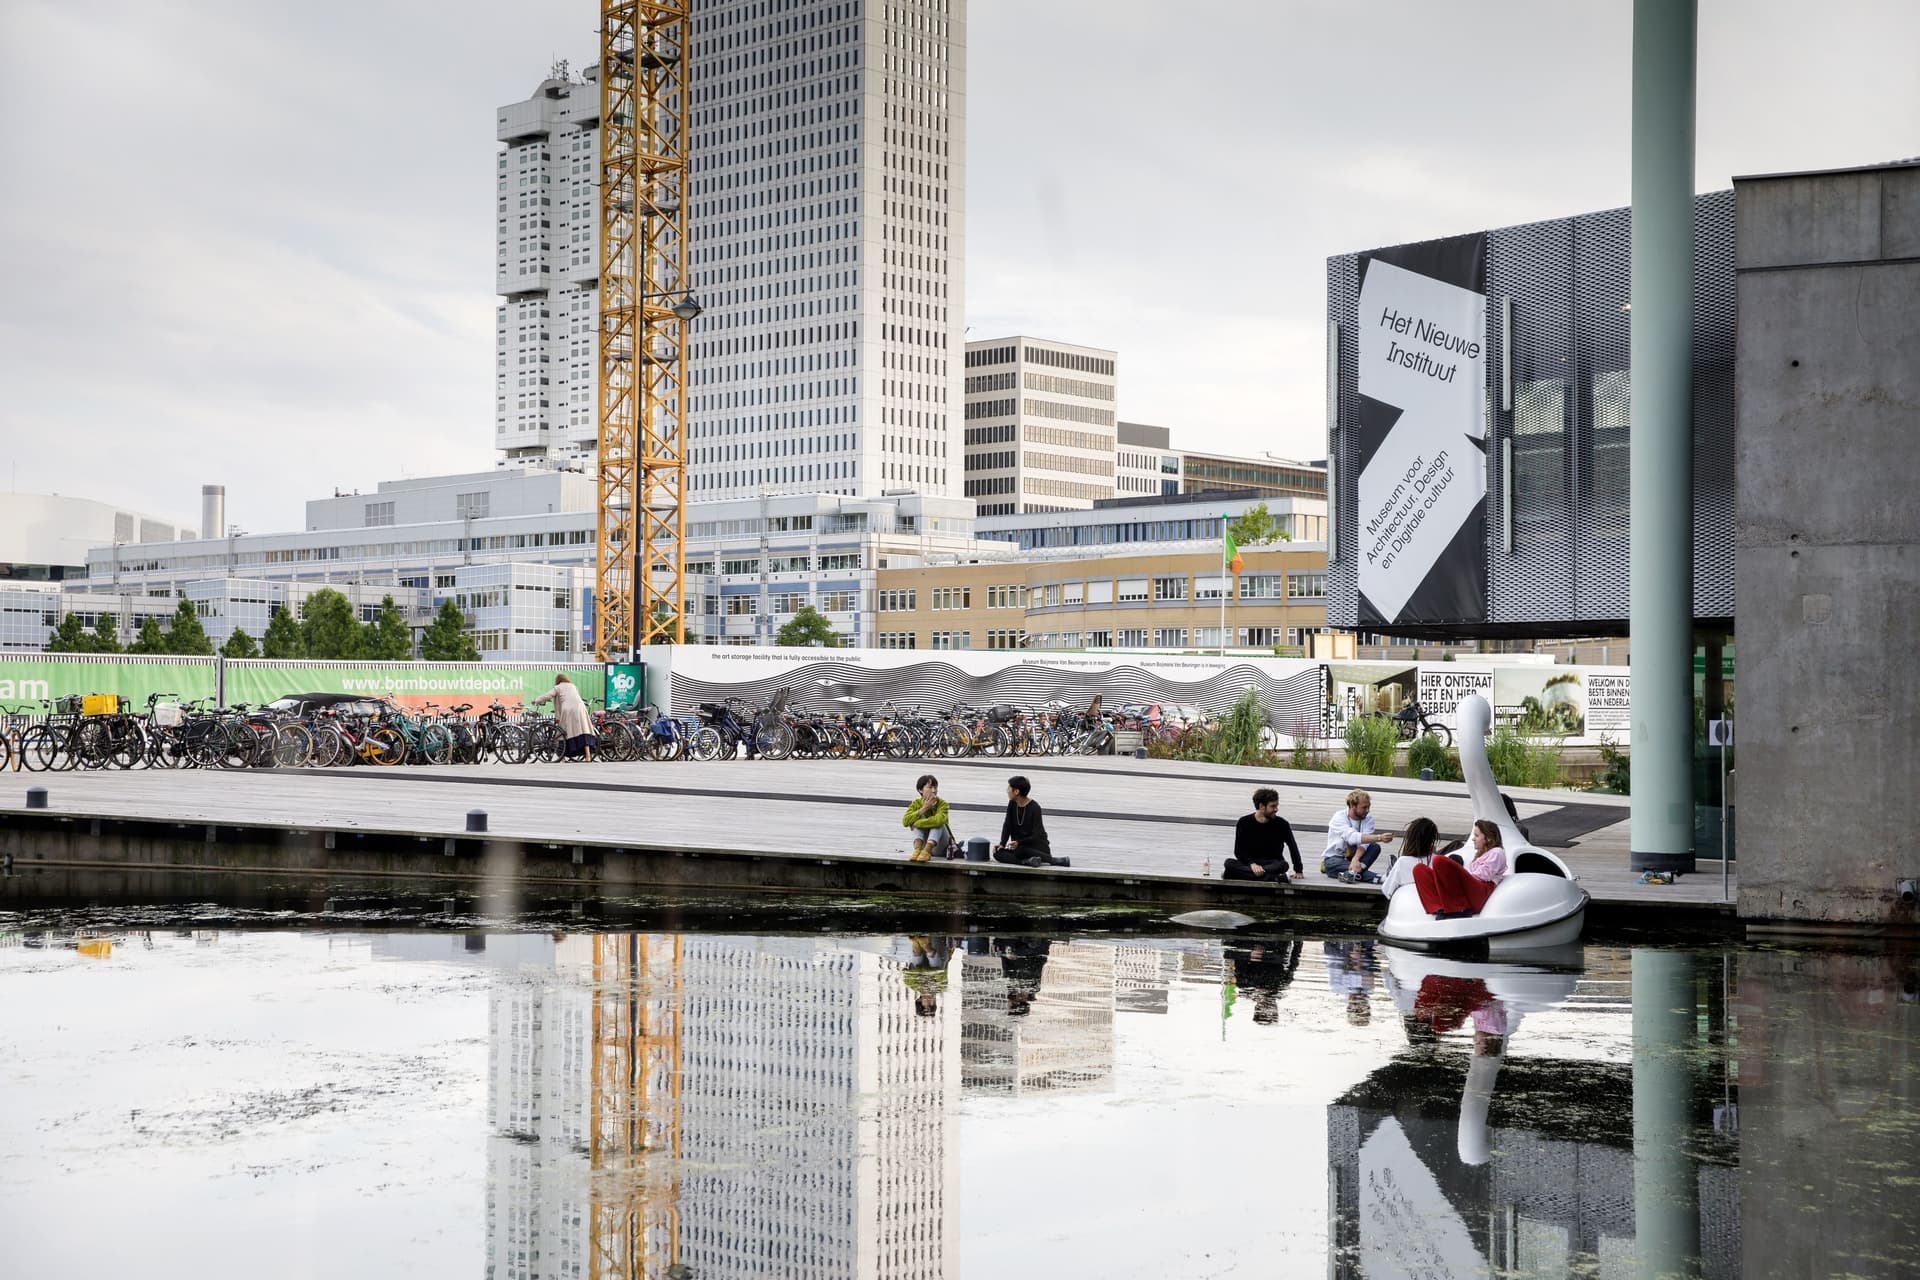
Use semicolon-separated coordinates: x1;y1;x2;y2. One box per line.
596;0;693;657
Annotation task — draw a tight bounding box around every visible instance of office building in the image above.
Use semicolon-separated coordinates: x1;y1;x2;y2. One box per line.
963;336;1118;515
495;0;970;502
1116;421;1182;498
1178;449;1327;501
0;493;198;583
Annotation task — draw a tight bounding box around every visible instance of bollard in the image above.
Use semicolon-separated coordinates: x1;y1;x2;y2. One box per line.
1419;768;1434;782
25;786;48;810
466;809;488;834
1133;747;1147;760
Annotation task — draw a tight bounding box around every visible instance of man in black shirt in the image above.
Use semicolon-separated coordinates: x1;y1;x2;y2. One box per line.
993;775;1071;868
1223;787;1302;883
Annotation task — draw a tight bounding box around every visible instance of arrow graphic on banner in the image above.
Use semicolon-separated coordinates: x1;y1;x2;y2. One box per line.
1354;257;1489;623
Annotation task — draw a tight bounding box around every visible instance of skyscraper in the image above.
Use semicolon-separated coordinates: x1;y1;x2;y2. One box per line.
494;1;969;502
963;336;1119;515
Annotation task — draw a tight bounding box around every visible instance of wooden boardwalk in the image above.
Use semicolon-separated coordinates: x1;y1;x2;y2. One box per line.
1;754;1735;913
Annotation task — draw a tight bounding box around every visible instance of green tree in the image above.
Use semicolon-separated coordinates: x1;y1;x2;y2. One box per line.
221;628;260;659
262;605;305;658
645;603;677;645
418;599;480;661
775;605;841;648
1227;502;1289;549
91;614;123;654
363;594;414;660
300;589;363;660
163;598;215;656
127;616;168;655
45;613;94;653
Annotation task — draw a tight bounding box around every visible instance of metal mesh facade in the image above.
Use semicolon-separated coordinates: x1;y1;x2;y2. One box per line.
1327;191;1737;636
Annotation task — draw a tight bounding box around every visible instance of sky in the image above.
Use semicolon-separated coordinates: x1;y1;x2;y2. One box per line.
1;0;1915;535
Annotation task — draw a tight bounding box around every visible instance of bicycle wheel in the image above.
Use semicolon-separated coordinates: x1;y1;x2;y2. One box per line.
273;724;314;769
1422;724;1453;749
418;724;455;766
19;726;61;772
366;726;408;766
491;724;530;765
686;726;722;762
982;723;1012;758
755;722;795;761
310;726;346;768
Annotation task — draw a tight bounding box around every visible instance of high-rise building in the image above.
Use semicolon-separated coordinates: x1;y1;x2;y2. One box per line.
494;1;970;503
1116;421;1181;498
962;336;1119;515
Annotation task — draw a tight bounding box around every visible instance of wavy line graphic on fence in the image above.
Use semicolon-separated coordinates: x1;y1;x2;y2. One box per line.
668;659;1324;733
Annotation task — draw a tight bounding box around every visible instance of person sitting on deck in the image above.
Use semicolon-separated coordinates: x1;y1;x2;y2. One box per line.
1223;787;1303;883
1377;816;1441;900
993;776;1071;868
901;774;956;863
1324;789;1394;884
1412;819;1509;919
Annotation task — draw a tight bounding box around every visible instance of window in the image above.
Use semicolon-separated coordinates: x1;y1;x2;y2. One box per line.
364;502;395;528
1063;582;1084;606
1086;580;1113;605
821;591;857;613
818;552;861;571
767;555;810;573
1152;576;1187;602
1154;628;1189;648
1239;626;1280;647
985;628;1025;649
455;492;490;519
772;593;807;614
878;589;916;612
1195;576;1229;601
724;596;756;615
1287;572;1327;600
930;630;971;650
1117;578;1148;603
877;632;917;649
721;558;760;576
1118;628;1149;648
1194;627;1225;648
1241;575;1282;600
1086;629;1112;648
931;587;971;611
985;585;1026;609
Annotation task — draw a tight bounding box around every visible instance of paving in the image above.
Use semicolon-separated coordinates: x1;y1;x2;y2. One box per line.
1;754;1735;911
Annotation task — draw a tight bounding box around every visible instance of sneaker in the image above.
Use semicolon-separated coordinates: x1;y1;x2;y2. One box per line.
1357;871;1383;885
1336;871;1359;884
1054;857;1071;868
1024;856;1046;868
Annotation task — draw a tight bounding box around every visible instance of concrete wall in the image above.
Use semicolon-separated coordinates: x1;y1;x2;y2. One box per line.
1734;163;1920;926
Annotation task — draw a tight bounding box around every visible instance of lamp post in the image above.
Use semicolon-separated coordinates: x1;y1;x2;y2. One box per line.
624;291;703;662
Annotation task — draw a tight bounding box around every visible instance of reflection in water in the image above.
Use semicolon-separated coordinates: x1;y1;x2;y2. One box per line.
5;914;1917;1278
1329;947;1743;1279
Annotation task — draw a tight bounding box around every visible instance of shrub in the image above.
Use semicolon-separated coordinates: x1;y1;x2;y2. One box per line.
1206;689;1268;767
1486;725;1564;789
1594;737;1632;795
1344;714;1398;776
1407;734;1463;781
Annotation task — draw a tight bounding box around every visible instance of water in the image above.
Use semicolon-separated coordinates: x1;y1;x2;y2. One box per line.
1;891;1916;1278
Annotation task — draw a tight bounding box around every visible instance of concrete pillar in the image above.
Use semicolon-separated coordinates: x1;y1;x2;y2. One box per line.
1629;0;1698;873
1632;948;1701;1277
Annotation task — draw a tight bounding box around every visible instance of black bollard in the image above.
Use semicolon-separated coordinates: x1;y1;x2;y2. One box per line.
1419;768;1434;782
26;786;48;809
1133;747;1147;760
466;809;488;834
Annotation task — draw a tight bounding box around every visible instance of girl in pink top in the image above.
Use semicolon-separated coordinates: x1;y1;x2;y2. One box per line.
1413;819;1508;917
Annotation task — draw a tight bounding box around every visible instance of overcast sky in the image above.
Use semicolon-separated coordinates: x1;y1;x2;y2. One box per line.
1;0;1914;533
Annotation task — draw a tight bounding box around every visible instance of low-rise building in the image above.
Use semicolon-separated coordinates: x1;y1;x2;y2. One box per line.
1178;450;1327;501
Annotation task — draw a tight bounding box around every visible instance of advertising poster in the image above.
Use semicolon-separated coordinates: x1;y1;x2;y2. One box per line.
1491;668;1588;737
1415;666;1495;730
1354;232;1489;626
223;661;606;711
1586;672;1632;734
0;656;217;709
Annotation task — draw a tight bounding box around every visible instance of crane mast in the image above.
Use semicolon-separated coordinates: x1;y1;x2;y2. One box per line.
596;0;692;658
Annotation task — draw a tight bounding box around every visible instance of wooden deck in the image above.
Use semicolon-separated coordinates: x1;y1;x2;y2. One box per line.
0;754;1736;916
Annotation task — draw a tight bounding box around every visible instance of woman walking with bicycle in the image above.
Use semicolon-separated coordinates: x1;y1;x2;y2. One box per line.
529;674;596;762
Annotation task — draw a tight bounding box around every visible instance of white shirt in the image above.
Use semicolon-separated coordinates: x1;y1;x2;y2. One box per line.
1379;852;1425;899
1324;808;1377;860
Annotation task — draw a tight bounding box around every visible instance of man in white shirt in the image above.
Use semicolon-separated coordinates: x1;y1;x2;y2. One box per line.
1323;788;1394;883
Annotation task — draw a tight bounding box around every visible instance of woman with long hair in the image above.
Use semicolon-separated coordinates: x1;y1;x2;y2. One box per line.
1412;818;1509;918
1377;815;1440;899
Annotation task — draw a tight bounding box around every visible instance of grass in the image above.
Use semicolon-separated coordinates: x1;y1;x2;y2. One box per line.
1407;733;1463;781
1485;725;1564;789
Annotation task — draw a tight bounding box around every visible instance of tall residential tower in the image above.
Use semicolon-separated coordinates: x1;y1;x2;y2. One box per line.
494;1;969;502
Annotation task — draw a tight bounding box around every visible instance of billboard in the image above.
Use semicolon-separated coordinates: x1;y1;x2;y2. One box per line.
1354;232;1489;626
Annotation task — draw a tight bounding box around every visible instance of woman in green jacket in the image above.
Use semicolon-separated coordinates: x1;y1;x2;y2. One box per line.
902;774;955;862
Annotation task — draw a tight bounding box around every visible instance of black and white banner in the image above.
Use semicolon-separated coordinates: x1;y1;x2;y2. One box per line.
1354;233;1488;625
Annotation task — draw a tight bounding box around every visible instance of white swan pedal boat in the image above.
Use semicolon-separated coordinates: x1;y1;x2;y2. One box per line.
1380;848;1589;952
1378;692;1590;953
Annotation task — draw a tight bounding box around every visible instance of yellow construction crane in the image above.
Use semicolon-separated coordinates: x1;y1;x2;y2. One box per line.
596;0;697;658
589;932;685;1280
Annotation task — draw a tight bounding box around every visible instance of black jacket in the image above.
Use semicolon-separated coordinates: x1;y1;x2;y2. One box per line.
999;799;1051;856
1231;813;1303;875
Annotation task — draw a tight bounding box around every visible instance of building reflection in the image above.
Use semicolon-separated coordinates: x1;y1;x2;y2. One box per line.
1327;948;1742;1279
960;938;1117;1095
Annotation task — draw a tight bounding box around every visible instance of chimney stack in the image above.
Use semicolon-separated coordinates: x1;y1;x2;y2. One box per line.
201;485;226;541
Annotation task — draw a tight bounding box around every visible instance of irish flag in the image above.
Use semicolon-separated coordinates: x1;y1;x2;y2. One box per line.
1224;516;1243;574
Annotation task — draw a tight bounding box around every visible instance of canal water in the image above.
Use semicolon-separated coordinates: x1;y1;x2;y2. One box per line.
1;897;1915;1277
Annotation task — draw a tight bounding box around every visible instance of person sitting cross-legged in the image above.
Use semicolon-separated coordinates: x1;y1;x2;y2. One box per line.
1323;789;1394;884
901;773;956;863
1223;787;1302;884
1413;819;1509;919
992;775;1070;868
